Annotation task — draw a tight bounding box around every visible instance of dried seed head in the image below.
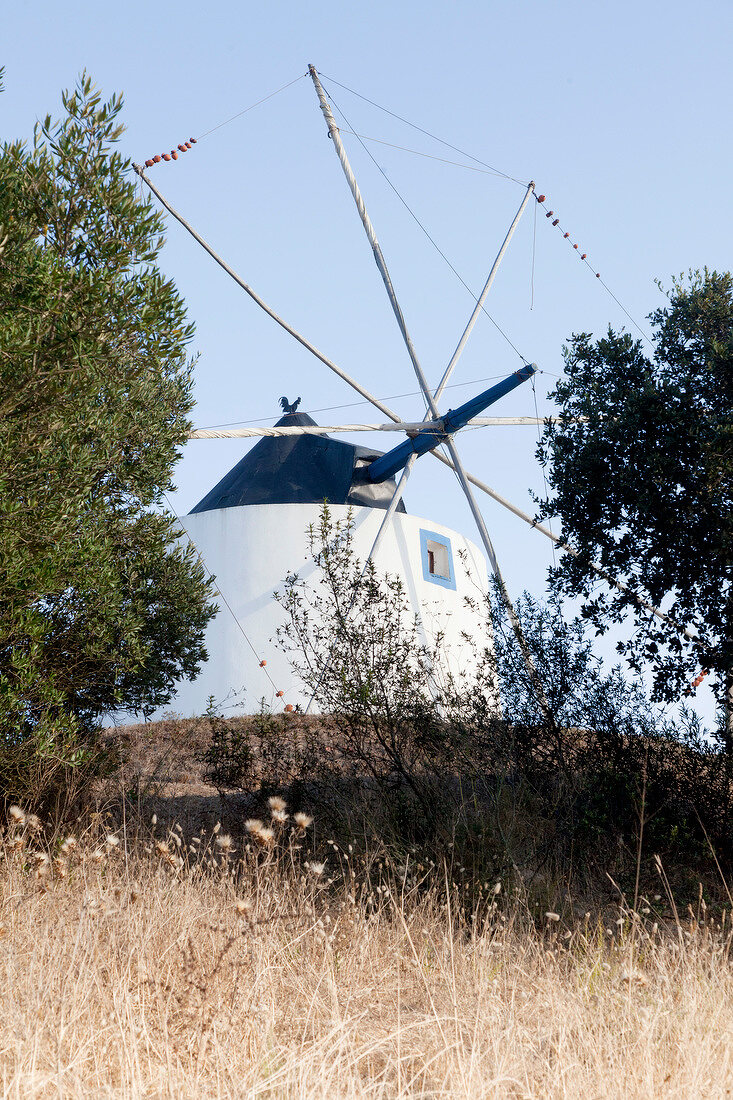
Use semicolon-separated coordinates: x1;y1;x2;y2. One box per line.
91;848;105;863
213;822;221;835
293;812;313;830
105;834;120;849
26;814;42;832
492;882;502;895
59;837;77;855
8;806;25;824
235;898;252;914
34;857;50;880
245;818;264;836
545;912;560;922
307;861;325;876
151;814;157;826
621;968;648;986
267;795;287;813
254;827;275;848
271;808;288;825
215;834;235;853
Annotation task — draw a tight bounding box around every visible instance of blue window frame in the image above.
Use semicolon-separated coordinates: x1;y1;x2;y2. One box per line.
419;529;456;590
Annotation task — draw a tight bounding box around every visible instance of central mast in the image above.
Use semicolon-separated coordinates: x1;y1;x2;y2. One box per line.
308;64;439;420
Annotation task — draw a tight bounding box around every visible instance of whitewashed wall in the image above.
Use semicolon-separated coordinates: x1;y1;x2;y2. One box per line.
155;503;492;717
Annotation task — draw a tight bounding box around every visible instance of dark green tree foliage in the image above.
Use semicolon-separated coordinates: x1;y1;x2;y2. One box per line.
539;271;733;707
0;76;215;802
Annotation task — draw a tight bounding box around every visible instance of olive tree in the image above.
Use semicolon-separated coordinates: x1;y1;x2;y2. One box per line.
0;75;215;806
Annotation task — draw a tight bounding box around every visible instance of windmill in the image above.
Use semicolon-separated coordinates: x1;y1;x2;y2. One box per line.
132;65;694;716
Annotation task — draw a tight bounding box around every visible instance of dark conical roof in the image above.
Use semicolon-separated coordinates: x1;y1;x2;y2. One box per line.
190;410;407;515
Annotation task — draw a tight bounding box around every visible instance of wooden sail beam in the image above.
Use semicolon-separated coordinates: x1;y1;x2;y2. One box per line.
361;184;536;560
188;415;580;439
433;181;536;396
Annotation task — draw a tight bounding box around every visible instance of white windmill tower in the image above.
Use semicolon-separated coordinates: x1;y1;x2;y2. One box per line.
134;65;694;718
169;394;495;715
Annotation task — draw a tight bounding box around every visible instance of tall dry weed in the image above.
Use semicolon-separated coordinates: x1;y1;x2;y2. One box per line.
1;803;732;1098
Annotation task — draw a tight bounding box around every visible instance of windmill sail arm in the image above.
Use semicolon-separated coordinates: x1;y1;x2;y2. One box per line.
308;66;440;420
188;414;582;439
432;182;535;402
189;422;433;439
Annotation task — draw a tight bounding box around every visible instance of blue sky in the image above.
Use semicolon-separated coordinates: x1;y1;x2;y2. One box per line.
4;0;731;720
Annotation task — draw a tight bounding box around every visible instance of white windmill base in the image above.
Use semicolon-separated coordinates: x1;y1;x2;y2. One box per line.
152;503;493;718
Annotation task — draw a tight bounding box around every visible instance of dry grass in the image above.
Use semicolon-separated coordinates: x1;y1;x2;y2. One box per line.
2;804;733;1099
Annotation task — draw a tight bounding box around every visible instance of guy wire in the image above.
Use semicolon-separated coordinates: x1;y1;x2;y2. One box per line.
322;82;530;367
319;71;528;186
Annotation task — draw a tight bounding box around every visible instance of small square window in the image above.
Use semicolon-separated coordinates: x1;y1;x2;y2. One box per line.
419;529;456;590
426;540;450;579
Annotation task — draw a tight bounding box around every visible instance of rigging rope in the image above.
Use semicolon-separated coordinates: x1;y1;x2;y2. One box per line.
318;73;655;351
534;194;654;348
531;374;557;569
335;129;518;178
531;198;537;311
197;73;307;139
318;72;528;187
140;73;307;169
322;82;530;367
195;369;562;432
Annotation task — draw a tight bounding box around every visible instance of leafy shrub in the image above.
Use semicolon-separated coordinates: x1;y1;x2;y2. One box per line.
200;700;311;800
274;507;494;830
482;586;732;881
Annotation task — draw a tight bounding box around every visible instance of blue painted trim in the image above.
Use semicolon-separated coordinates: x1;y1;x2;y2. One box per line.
419;528;456;590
